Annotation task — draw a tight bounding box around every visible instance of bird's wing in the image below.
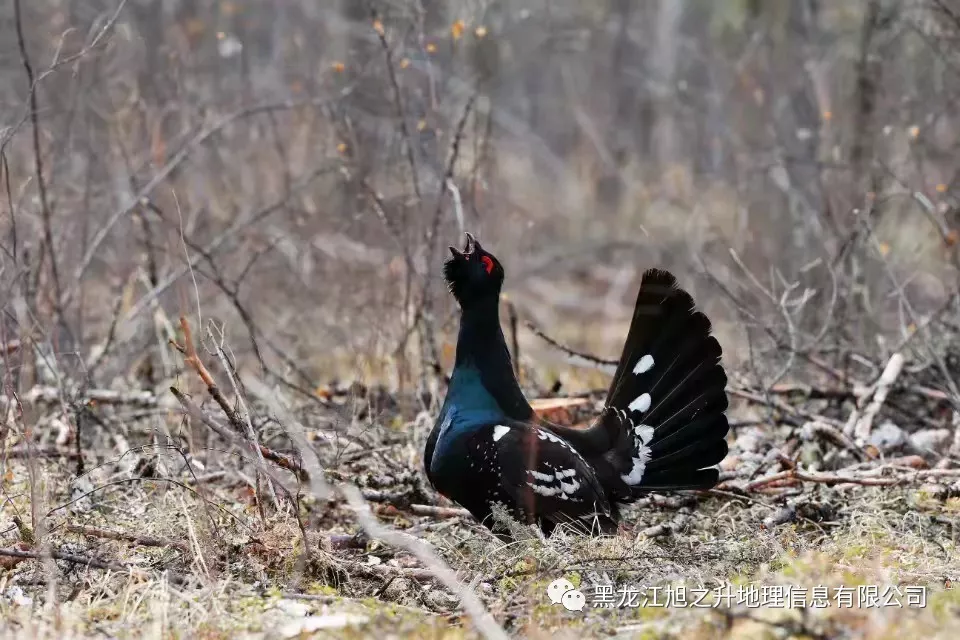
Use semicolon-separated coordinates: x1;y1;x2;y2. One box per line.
466;422;612;531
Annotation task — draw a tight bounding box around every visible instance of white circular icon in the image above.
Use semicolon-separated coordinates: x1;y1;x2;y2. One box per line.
547;577;585;612
547;578;575;605
561;589;586;612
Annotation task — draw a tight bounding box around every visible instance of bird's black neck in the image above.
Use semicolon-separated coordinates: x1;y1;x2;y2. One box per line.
452;295;533;421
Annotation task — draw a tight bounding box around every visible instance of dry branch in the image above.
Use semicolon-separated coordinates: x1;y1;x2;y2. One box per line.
170;386;306;481
66;525;190;553
3;446;82;459
852;352;905;442
0;386;156;407
409;504;471;519
172;316;239;424
0;546;188;585
740;464;960;492
524;320;618;374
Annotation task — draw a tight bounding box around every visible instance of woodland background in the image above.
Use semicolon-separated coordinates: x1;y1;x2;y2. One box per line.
1;1;960;638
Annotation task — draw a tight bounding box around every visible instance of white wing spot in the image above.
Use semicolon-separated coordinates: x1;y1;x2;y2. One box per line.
629;393;652;413
559;478;581;494
526;482;560;497
633;354;655;374
528;470;553;482
492;425;510;442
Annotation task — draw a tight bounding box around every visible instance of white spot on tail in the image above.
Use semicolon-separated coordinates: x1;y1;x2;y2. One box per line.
634;424;654;445
492;425;510;442
633;354;655;374
620;446;652;485
628;393;652;413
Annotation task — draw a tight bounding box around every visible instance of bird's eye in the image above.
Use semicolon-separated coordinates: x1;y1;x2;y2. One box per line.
481;255;494;274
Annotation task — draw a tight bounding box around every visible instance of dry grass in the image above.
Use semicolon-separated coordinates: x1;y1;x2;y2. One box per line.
2;375;959;639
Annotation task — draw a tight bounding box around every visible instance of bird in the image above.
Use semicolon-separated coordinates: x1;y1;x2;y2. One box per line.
423;232;729;538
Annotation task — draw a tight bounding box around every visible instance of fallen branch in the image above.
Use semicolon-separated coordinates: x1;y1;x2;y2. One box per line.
0;386;156;408
853;352;905;442
66;524;190;553
729;386;845;428
745;469;899;491
339;558;445;582
741;464;960;492
356;489;470;518
0;546;188;585
409;504;471;519
278;590;438;617
3;446;82;459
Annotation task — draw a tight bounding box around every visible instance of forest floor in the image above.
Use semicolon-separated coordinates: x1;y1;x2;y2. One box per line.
2;336;960;639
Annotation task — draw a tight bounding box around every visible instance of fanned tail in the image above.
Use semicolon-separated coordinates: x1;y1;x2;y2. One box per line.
604;269;729;493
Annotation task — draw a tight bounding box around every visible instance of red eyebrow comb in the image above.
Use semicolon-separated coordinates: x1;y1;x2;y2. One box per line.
481;255;494;274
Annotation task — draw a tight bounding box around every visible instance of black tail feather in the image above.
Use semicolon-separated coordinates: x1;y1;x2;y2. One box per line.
602;269;729;494
635;468;719;492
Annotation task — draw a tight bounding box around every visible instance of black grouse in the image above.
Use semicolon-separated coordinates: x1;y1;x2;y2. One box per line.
424;233;729;537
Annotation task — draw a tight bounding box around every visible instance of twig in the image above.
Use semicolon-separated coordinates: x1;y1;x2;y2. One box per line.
409;504;470;519
728;386;845;428
172;316;239;423
209;326;280;508
65;525;190;553
370;11;421;200
340;485;507;639
119;163;339;324
524;321;618;374
741;465;960;492
169;386;306;481
73;97;348;290
744;468;898;491
0;546;188;585
14;0;63;315
278;590;437;617
0;386;156;407
2;446;82;460
852;352;904;442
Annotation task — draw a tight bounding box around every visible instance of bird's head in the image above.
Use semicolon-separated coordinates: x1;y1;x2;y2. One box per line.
443;232;505;308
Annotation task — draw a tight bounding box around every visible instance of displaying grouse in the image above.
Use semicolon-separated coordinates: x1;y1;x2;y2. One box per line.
424;233;729;537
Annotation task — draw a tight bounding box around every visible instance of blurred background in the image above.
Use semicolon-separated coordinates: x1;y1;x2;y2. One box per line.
2;0;959;404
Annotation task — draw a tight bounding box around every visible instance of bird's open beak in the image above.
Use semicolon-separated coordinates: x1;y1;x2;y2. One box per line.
448;232;477;258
